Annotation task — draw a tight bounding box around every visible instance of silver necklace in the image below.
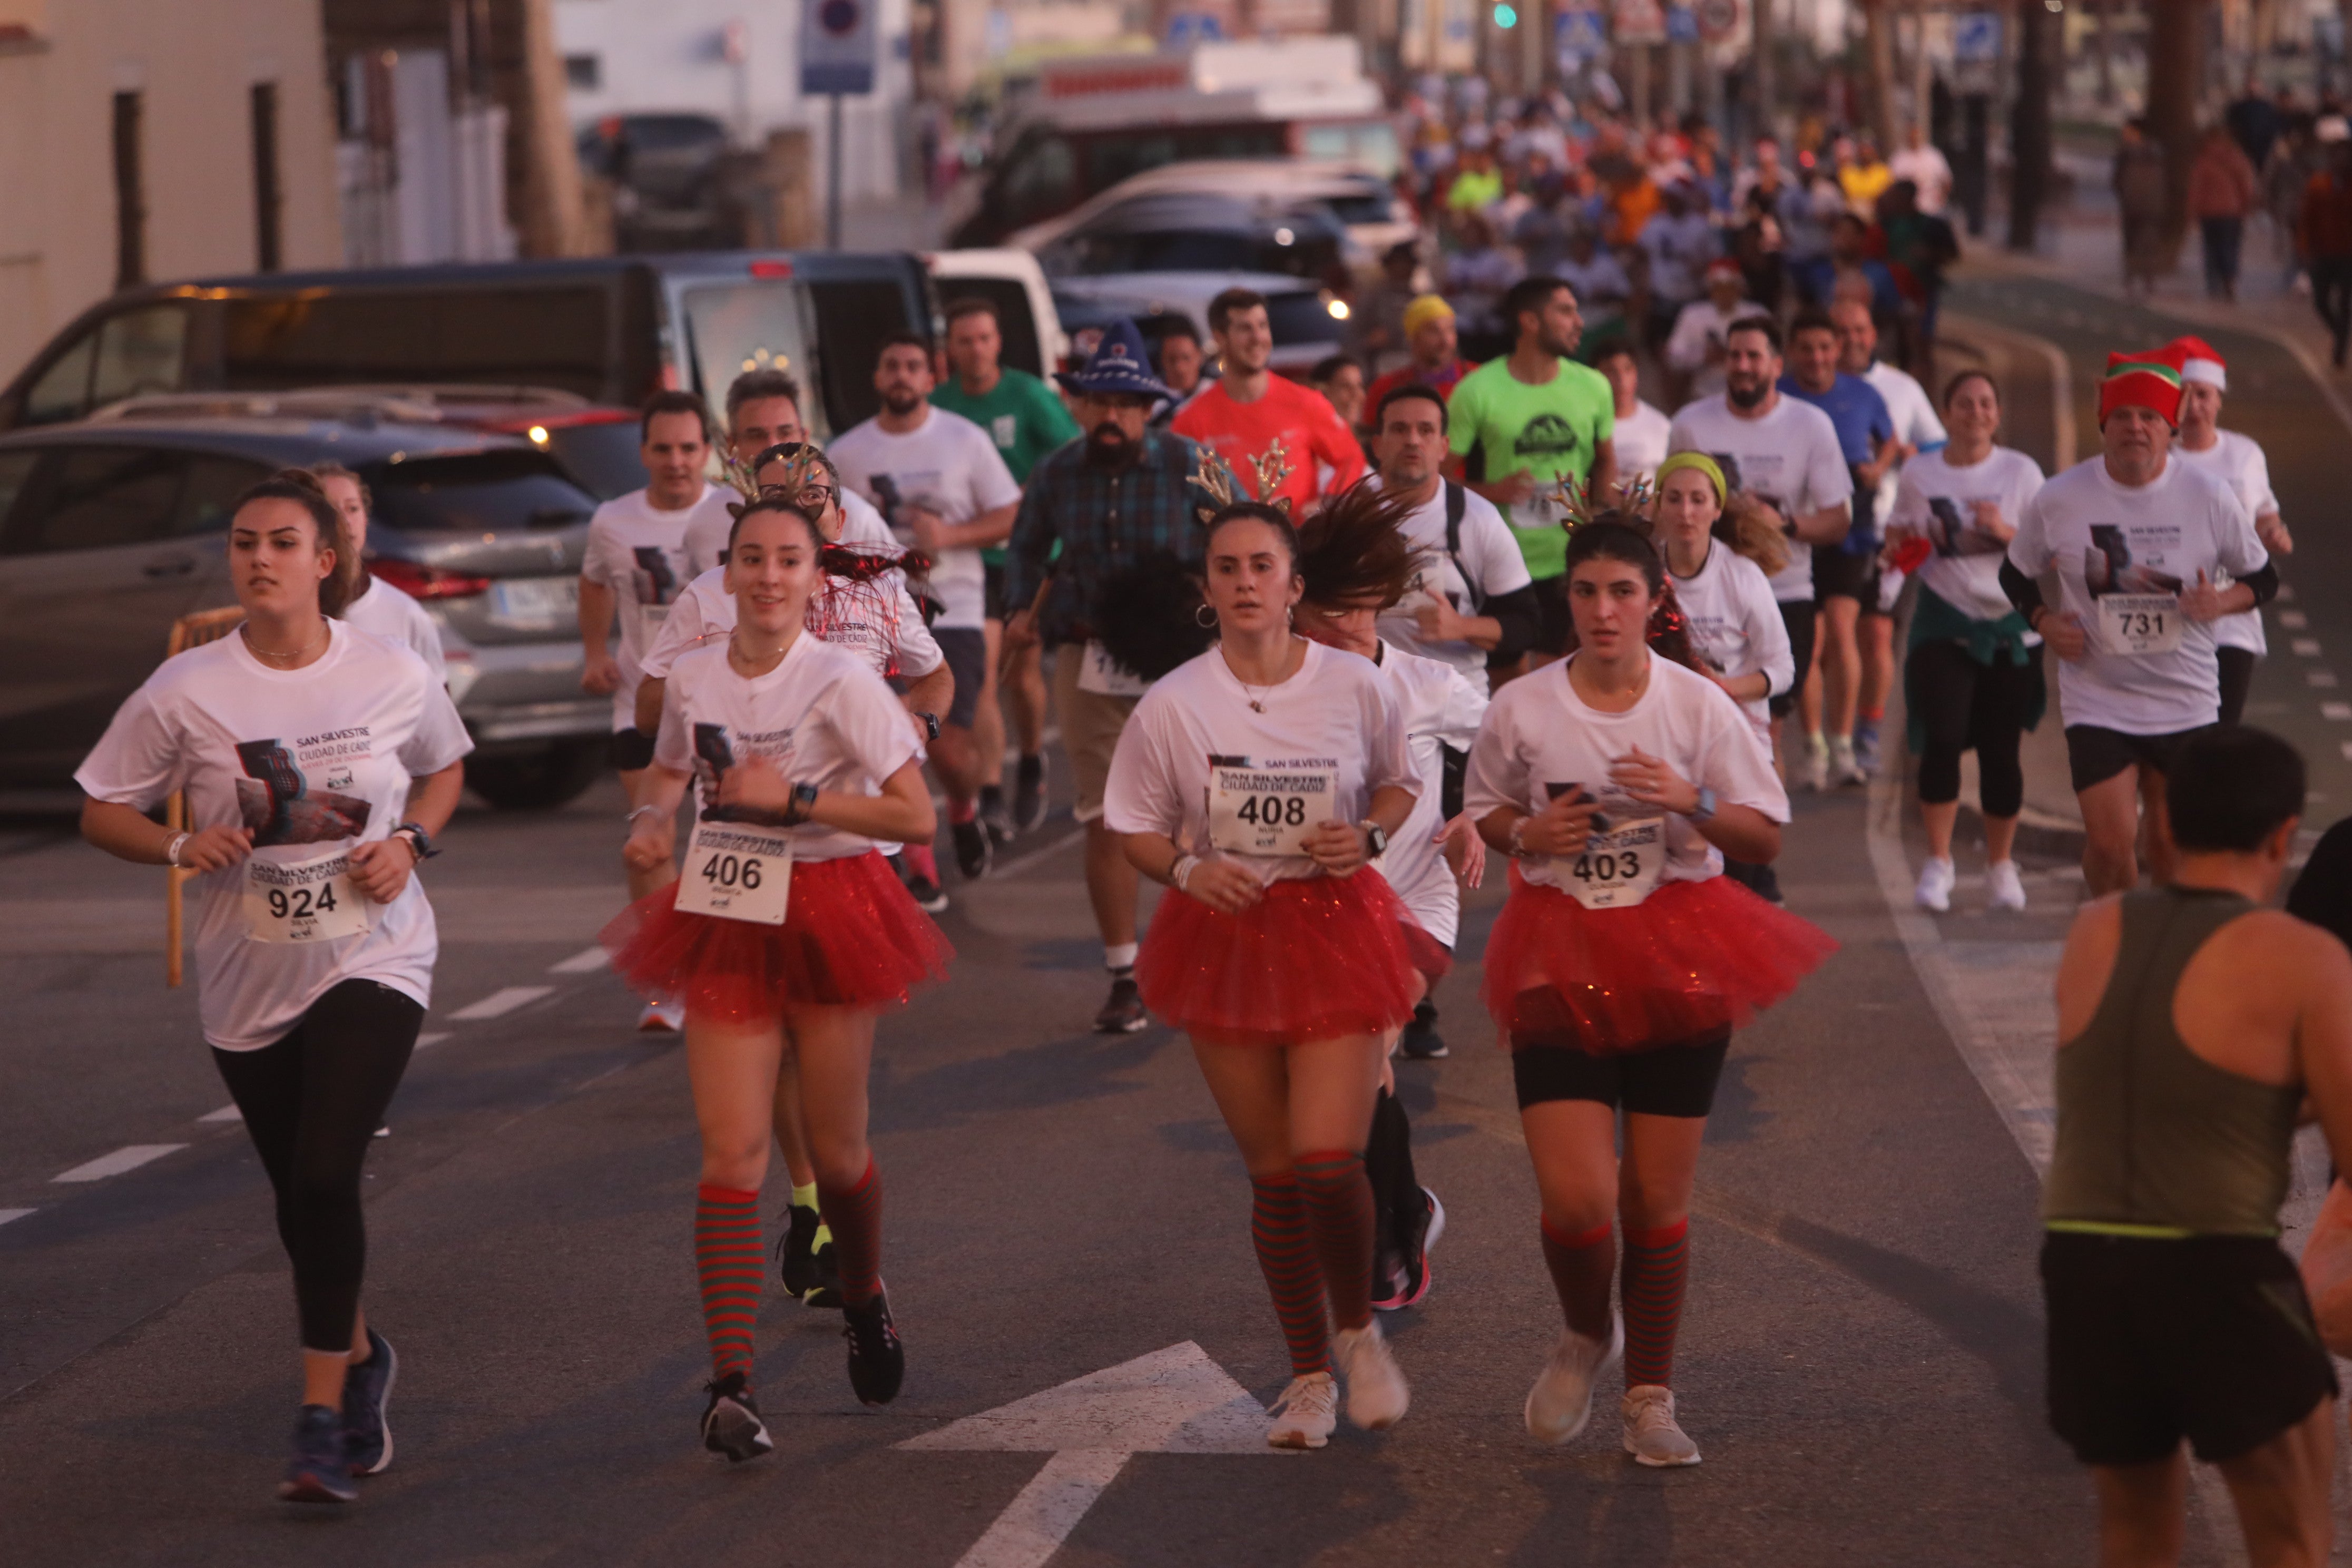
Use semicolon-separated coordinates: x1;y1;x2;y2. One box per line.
242;622;328;663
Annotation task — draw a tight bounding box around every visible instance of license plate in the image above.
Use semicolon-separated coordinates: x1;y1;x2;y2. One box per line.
491;577;579;625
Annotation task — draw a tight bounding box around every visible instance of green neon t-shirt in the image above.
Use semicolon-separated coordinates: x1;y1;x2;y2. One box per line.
1446;356;1615;580
933;368;1081;567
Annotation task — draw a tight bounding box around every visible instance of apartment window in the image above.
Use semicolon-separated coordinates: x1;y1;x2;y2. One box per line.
111;90;143;289
250;82;282;272
564;54;601;90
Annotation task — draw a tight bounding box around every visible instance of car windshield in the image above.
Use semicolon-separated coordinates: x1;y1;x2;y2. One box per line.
1265;292;1345;347
540;422;649;499
681;282;823;440
359;450;596;533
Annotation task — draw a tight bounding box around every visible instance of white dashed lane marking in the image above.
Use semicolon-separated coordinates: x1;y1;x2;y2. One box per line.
446;986;554;1022
197;1104;242;1124
411;1031;452;1050
0;1208;34;1228
2294;639;2324;656
2324;702;2352;721
53;1145;187;1183
548;945;609;975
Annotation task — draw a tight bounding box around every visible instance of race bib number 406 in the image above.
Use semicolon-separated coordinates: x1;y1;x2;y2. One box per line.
1209;766;1335;857
1557;817;1667;909
675;821;794;925
2097;593;2183;655
244;850;372;943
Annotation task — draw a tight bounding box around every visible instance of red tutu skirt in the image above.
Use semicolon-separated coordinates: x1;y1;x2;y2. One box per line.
601;850;953;1022
1137;870;1449;1046
1480;868;1836;1055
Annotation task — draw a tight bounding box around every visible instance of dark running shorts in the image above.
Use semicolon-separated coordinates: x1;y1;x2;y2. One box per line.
608;727;656;772
2064;723;2212;793
1512;1032;1733;1119
1771;599;1817;719
935;628;986;731
2042;1230;2335;1466
1811;545;1876;603
984;560;1007;622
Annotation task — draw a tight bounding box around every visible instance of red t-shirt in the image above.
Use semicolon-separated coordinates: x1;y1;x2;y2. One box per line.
1366;358;1471;415
1171;375;1367;511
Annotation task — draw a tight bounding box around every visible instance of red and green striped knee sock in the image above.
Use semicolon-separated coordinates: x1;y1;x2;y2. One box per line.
695;1183;763;1383
1293;1149;1375;1332
1540;1216;1617;1341
1622;1219;1690;1388
817;1157;884;1307
1249;1171;1329;1377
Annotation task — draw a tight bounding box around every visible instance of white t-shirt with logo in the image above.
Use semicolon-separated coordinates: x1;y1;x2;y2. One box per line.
1861;359;1947;531
74;623;474;1051
340;575;446;682
655;633;927;865
1667;540;1794;746
2172;430;2278;656
1886;445;2047;623
1104;640;1416;888
828;408;1023;631
1664;301;1769;399
2007;454;2268;734
1667;394;1853;603
1611;399;1674;487
1369;476;1532;695
1376;642;1487;948
582;483;737;730
640;564;945;684
1464;653;1787;892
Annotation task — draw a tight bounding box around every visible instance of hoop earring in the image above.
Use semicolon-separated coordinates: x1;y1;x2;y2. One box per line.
1194;603;1217;629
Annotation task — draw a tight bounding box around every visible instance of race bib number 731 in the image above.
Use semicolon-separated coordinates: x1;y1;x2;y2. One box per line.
2096;593;2183;656
675;821;795;925
1208;765;1336;857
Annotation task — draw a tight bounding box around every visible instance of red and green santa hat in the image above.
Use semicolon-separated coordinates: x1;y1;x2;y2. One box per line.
2166;335;2227;390
2098;349;2184;427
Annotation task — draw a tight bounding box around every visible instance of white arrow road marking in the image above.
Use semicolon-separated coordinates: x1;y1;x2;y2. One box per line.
903;1341;1282;1568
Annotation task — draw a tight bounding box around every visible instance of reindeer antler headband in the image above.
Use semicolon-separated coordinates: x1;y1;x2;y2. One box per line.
1190;440;1297;524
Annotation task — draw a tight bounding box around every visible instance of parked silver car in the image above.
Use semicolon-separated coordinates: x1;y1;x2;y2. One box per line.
0;412;612;808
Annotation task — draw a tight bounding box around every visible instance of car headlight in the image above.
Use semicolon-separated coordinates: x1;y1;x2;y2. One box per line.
1327;299;1350;320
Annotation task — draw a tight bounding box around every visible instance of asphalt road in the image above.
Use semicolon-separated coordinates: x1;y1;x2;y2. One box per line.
2;270;2344;1565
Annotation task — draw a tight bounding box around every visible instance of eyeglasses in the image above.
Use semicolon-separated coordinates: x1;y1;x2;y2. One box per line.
798;484;837;505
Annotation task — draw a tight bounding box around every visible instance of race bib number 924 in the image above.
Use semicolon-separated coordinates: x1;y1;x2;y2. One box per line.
244;850;373;944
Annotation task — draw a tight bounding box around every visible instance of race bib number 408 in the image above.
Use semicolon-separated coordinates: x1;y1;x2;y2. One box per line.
244;850;372;943
2096;593;2183;655
675;821;795;925
1209;766;1335;857
1557;817;1667;909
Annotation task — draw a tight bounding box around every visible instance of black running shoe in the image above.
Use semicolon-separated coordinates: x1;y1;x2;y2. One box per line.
952;818;992;880
701;1371;775;1462
1094;975;1148;1034
341;1327;398;1476
778;1203;822;1298
843;1289;905;1405
279;1404;358;1504
1013;755;1047;832
904;872;949;914
979;787;1015;848
1398;997;1447;1059
803;1234;844;1310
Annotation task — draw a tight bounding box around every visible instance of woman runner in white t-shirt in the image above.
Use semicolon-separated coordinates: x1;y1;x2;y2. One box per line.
1290;489;1486;1313
311;462;447;681
1466;521;1834;1467
1104;490;1436;1450
602;493;952;1459
1881;371;2048;913
77;472;471;1505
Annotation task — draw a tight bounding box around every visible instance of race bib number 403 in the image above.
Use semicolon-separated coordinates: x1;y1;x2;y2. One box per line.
1209;766;1335;857
244;850;372;943
1557;817;1667;909
2097;593;2183;655
675;821;795;925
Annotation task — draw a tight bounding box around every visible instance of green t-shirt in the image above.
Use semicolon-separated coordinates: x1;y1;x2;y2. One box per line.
1446;356;1615;580
933;368;1081;567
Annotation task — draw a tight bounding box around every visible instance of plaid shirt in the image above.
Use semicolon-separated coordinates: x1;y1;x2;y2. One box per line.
1004;429;1216;648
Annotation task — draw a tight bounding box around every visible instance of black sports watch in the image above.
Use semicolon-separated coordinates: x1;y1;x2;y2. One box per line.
393;821;439;860
1360;821;1389;858
915;710;942;742
784;781;821;825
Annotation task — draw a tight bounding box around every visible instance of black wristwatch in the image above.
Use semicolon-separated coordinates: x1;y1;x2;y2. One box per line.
394;821;439;860
783;782;821;826
916;710;941;742
1360;821;1389;858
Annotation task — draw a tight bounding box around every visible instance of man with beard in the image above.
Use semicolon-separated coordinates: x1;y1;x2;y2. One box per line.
1003;320;1218;1033
1665;317;1851;898
830;331;1023;899
1445;275;1618;667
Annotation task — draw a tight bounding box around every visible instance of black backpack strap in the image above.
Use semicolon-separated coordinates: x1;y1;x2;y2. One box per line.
1442;481;1479;611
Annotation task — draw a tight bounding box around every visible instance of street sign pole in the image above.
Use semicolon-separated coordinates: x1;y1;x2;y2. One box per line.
801;0;876;253
827;93;843;251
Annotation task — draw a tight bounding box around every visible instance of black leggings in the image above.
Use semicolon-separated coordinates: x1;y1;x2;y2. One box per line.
212;979;422;1351
2218;646;2257;728
1909;638;2041;818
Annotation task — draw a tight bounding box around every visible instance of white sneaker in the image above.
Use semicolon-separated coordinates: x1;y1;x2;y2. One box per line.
1266;1371;1339;1449
1524;1315;1623;1444
638;999;683;1033
1621;1385;1701;1466
1914;855;1955;913
1986;859;2027;911
1331;1320;1409;1431
1829;734;1867;787
1802;733;1830;792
